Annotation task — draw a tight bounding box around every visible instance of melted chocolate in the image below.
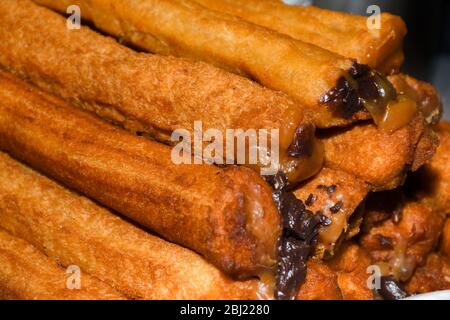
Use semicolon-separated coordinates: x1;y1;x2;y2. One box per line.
287;124;315;158
272;188;324;300
320;62;393;119
377;276;409;300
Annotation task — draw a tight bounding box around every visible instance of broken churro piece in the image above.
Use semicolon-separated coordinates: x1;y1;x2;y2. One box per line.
359;200;444;282
405;253;450;295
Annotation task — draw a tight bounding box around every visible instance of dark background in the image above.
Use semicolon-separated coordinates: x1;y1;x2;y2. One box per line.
285;0;450;119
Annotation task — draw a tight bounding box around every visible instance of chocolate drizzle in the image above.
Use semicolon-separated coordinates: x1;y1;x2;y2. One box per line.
377;276;409;300
268;173;326;300
320;61;395;119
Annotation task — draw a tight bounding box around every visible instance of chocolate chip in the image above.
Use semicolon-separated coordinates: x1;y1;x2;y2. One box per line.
305;193;317;206
377;276;409;300
286;124;315;158
330;201;343;214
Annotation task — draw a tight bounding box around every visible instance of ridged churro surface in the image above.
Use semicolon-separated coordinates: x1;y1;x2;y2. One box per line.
0;228;125;300
0;71;281;279
0;152;263;300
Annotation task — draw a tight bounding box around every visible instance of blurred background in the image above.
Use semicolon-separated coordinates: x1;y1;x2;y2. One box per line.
284;0;450;119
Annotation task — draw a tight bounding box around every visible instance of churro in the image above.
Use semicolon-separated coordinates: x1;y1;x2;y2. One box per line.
0;152;264;300
192;0;406;74
31;0;415;130
0;0;323;185
0;71;281;281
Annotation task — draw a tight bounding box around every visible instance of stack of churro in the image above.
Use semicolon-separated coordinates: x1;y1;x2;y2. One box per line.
0;0;448;300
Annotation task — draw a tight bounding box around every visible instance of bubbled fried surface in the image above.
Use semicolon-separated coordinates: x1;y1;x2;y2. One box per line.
296;261;342;300
0;228;125;300
405;253;450;294
0;152;261;300
406;121;450;215
326;242;375;300
359;201;444;274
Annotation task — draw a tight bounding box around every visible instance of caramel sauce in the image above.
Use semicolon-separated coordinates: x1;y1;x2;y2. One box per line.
322;62;417;132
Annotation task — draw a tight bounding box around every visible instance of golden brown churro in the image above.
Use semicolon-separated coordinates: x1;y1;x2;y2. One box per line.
359;199;444;282
406;121;450;215
32;0;416;130
0;152;262;300
0;228;125;300
0;71;281;281
0;0;323;185
320;115;437;191
193;0;407;74
405;253;450;294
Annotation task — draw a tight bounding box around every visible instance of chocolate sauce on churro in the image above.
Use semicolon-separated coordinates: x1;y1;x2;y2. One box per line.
267;173;327;300
321;62;416;132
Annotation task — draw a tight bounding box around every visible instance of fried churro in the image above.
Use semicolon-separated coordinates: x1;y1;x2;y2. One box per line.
406;121;450;215
294;168;368;258
320;115;438;191
0;71;281;281
192;0;406;74
359;198;444;282
0;0;323;185
31;0;416;130
0;228;125;300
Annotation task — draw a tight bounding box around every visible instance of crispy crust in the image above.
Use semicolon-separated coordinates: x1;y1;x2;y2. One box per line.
0;0;325;183
406;121;450;215
359;200;444;280
320;115;437;191
31;0;375;128
296;261;342;300
405;253;450;294
0;228;125;300
193;0;406;74
326;242;375;300
0;152;263;300
0;71;281;279
294;168;368;258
